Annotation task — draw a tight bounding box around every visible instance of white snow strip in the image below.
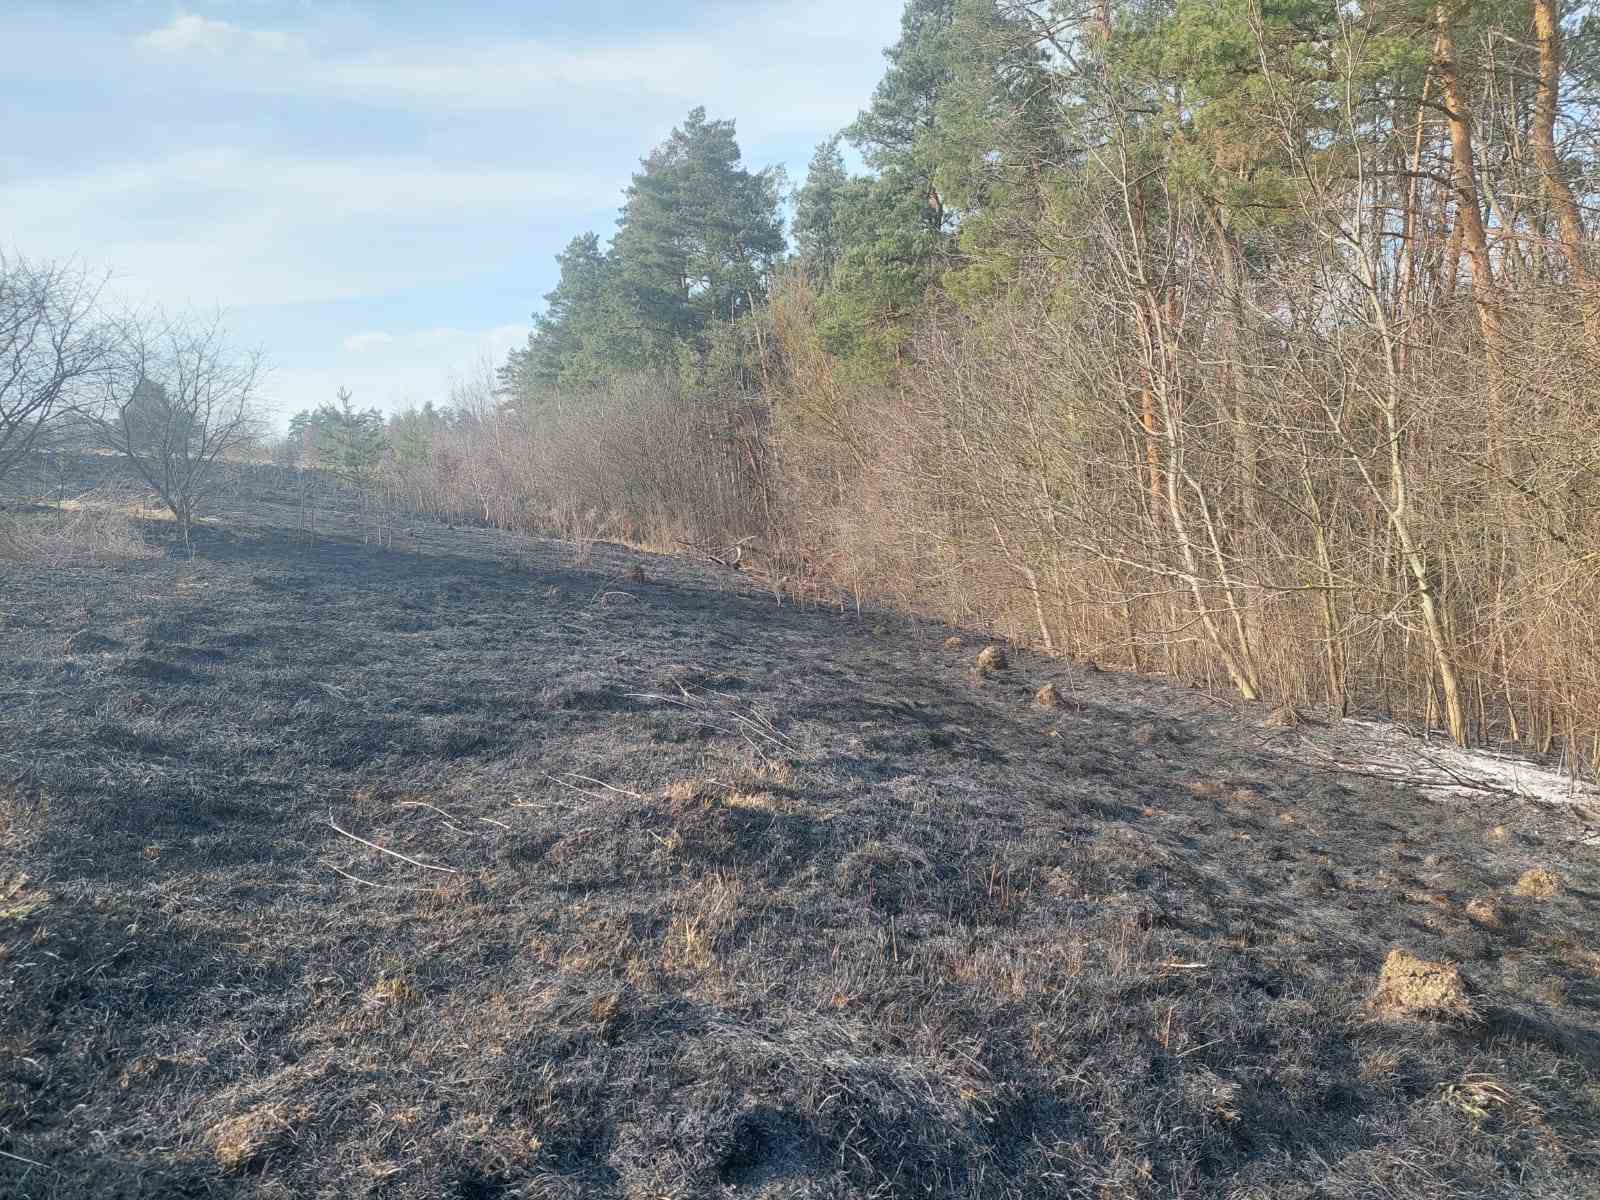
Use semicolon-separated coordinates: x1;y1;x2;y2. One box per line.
1324;719;1600;845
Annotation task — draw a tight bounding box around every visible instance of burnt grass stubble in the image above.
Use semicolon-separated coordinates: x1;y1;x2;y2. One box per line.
2;459;1599;1200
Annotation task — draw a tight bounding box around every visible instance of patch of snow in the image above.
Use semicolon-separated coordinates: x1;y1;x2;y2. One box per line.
1324;719;1600;845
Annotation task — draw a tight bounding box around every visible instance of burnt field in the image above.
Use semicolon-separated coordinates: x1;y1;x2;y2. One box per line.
3;468;1600;1199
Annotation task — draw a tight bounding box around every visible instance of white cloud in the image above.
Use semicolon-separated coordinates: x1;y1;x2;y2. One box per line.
3;149;619;310
137;13;301;57
125;0;898;137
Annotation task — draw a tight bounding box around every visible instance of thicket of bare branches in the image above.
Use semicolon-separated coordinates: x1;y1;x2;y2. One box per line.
89;314;268;541
0;253;115;482
749;4;1600;772
380;372;766;555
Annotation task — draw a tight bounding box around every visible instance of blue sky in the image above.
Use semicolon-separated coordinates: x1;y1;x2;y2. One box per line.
3;1;903;425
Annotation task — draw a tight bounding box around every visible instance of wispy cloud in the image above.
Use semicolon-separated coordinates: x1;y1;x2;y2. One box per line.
4;1;904;420
6;149;621;309
136;12;301;57
125;0;894;134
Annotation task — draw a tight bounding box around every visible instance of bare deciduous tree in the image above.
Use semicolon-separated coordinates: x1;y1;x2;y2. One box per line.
0;253;114;485
92;314;266;542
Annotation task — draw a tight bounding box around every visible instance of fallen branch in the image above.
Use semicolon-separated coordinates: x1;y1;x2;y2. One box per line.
397;800;471;834
324;861;406;890
328;815;458;874
548;772;646;801
0;1147;56;1173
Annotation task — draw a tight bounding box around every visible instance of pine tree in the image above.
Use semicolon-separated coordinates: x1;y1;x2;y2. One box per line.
612;107;786;352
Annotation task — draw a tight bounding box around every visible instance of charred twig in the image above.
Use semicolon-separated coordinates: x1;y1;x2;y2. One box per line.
546;772;647;802
0;1147;56;1174
324;861;406;890
327;814;458;874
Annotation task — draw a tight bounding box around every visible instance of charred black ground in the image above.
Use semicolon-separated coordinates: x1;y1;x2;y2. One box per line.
3;462;1599;1199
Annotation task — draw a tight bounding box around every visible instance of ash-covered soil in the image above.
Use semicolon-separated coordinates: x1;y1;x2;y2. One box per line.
3;468;1599;1199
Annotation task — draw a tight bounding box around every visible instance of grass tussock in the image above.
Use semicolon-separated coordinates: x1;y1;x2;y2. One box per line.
0;492;162;567
1370;949;1477;1022
208;1104;294;1173
1465;895;1511;930
975;644;1008;674
1515;867;1564;901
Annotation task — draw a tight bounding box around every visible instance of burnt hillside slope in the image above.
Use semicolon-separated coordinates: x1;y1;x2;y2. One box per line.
2;479;1598;1199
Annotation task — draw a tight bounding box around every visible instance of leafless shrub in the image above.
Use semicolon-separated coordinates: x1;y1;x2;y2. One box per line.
88;313;267;542
0;253;115;484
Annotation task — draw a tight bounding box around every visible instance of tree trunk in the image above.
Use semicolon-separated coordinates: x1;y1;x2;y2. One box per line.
1531;0;1599;348
1435;6;1508;471
1206;203;1259;527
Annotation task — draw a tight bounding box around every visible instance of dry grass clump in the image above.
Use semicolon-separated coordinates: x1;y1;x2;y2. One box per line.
943;635;962;649
0;496;161;566
63;629;124;656
208;1103;293;1173
663;777;780;813
663;779;710;806
975;645;1008;674
749;757;797;787
722;789;781;811
1438;1075;1520;1125
1513;867;1563;900
665;873;744;976
1265;703;1302;728
0;873;47;925
1464;895;1511;930
1487;825;1511;844
365;974;421;1009
1034;683;1063;709
837;839;931;914
1369;949;1476;1021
